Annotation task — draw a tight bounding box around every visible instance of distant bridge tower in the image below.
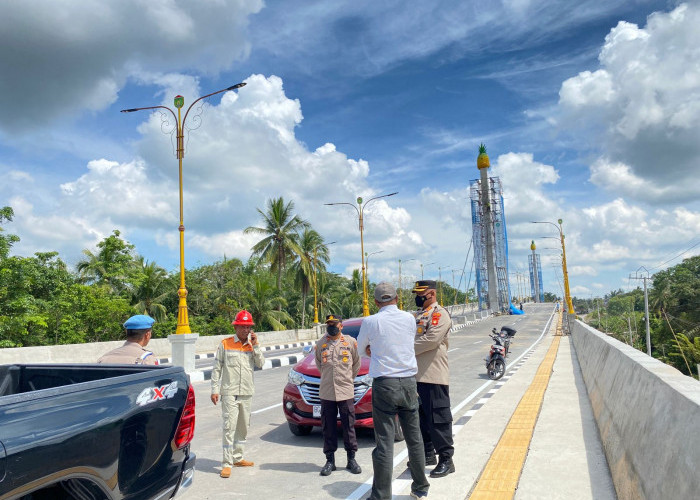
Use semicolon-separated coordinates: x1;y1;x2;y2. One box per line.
470;144;511;312
529;240;544;303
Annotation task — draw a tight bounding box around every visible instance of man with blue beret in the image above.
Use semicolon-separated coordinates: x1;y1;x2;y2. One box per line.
98;314;159;365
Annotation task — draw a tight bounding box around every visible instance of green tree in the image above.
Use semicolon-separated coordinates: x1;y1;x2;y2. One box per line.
243;275;293;331
131;258;171;322
244;197;309;290
0;206;20;259
76;230;137;294
291;229;329;327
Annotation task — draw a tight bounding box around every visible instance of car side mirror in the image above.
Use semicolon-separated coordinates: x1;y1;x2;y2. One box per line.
302;345;314;355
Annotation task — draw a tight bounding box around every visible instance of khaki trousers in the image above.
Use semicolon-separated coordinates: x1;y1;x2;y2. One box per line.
221;394;252;466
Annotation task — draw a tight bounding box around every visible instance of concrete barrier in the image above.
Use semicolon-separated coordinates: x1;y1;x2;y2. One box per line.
571;320;700;500
0;327;322;364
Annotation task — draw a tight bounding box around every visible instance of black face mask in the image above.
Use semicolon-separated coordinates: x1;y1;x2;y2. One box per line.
415;294;428;308
327;325;340;336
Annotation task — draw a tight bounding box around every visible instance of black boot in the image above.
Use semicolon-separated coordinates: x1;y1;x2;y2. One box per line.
430;457;455;478
320;453;336;476
346;451;362;474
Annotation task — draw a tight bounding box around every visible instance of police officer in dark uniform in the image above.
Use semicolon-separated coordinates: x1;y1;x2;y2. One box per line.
98;314;159;365
412;280;455;478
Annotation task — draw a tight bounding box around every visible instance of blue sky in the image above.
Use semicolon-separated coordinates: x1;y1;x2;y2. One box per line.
1;0;699;300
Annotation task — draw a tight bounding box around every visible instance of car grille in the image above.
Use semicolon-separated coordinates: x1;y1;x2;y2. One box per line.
298;373;370;405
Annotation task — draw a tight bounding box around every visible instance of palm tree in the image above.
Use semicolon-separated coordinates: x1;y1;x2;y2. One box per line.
244;275;294;331
315;272;343;321
131;258;170;322
291;229;330;328
244;197;310;291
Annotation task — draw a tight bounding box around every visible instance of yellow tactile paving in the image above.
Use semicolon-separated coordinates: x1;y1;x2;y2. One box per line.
468;323;562;500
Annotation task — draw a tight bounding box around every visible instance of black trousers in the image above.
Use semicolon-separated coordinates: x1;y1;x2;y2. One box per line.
417;382;454;460
320;398;357;455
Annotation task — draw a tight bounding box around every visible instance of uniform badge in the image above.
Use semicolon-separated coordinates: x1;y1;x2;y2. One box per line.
322;343;327;348
431;312;441;326
417;326;424;334
342;357;348;363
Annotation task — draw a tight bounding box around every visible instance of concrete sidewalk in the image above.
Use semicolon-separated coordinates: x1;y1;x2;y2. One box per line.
410;329;615;499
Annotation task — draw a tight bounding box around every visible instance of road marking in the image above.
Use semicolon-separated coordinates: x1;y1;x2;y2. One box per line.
473;340;483;344
470;335;562;499
447;347;461;353
251;402;282;415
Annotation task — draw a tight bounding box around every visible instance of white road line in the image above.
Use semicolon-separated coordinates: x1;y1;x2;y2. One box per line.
251;402;282;415
473;340;483;344
447;347;461;353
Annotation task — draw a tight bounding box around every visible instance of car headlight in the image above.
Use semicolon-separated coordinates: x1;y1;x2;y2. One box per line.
357;374;373;387
288;368;304;386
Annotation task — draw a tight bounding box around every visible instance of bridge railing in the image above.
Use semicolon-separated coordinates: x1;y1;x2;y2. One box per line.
571;319;700;500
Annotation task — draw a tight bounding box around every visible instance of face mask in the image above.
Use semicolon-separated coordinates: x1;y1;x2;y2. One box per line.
415;294;428;308
327;325;340;336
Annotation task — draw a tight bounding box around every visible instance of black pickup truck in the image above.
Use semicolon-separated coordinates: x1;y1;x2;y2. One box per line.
0;364;196;500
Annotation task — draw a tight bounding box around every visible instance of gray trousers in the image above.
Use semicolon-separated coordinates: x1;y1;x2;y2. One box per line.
221;394;252;466
370;376;430;499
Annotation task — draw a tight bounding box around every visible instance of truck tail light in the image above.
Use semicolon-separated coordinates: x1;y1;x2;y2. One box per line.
173;384;196;449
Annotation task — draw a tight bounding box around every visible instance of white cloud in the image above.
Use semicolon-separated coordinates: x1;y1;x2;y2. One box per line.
0;0;263;132
558;3;700;200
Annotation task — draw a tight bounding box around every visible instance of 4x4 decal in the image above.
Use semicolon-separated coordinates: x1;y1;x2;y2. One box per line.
136;381;178;406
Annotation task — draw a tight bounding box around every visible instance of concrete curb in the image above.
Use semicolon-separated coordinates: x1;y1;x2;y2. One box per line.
182;341;315;383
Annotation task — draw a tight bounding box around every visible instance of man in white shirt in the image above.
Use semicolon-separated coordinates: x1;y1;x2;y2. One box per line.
357;282;430;500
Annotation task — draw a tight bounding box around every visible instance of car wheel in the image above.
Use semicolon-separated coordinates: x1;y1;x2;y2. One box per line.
288;421;313;436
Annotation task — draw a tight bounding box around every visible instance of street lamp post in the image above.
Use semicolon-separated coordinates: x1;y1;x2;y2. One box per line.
420;261;436;280
398;258;416;310
313;241;336;324
121;82;246;334
325;192;398;316
531;219;574;314
365;250;384;286
438;266;452;306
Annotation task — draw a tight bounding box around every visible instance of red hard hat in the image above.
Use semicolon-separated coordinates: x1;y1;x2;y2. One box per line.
232;310;255;326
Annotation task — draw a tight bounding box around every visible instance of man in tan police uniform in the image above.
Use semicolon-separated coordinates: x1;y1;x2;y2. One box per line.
98;314;159;365
315;314;362;476
412;279;455;478
211;309;265;478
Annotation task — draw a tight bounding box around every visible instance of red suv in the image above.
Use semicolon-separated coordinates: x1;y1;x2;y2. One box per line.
282;317;374;436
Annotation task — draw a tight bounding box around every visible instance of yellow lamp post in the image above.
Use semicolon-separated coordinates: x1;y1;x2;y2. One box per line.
398;258;416;310
121;83;246;333
365;250;384;294
531;219;574;314
438;266;452;306
313;241;335;324
325;192;397;316
420;261;435;280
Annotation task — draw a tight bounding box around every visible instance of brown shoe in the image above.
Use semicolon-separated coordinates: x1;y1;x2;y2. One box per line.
234;459;254;467
220;467;232;478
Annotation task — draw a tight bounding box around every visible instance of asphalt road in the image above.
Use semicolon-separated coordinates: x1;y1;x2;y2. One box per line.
180;303;555;500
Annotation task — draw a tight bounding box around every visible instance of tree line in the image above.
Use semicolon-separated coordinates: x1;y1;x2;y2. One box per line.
0;200;472;348
573;255;700;378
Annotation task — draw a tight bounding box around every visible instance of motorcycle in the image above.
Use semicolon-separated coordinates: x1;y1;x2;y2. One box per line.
492;326;516;356
485;332;508;380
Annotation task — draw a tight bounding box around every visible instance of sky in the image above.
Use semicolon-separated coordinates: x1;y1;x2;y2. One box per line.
1;0;699;301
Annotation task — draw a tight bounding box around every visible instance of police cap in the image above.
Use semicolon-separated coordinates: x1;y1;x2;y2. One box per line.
123;314;155;330
412;280;437;293
325;314;342;324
